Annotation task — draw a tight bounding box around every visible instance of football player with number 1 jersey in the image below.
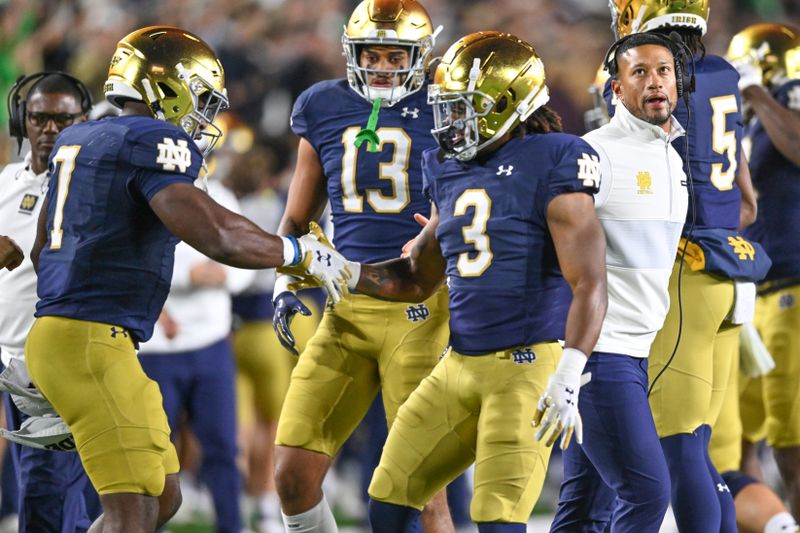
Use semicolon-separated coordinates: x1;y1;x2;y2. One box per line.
346;31;607;532
25;26;350;531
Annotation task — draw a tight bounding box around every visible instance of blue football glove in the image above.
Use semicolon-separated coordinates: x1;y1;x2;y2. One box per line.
272;275;312;356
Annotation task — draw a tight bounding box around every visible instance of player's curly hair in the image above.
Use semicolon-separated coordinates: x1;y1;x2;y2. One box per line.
514;105;563;136
652;27;706;60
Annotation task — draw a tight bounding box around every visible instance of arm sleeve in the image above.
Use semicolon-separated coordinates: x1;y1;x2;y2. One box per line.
290;89;313;139
125;128;202;201
583;138;613;209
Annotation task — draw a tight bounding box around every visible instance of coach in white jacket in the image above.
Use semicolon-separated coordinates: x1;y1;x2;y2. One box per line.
138;178;254;533
0;73;96;531
550;33;688;533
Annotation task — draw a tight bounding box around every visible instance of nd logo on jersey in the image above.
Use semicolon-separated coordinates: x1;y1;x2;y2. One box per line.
727;236;756;261
577;153;601;189
156;138;192;173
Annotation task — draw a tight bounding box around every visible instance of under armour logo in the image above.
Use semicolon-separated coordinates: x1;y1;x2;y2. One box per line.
401;107;419;119
315;250;332;267
717;482;731;493
496;165;514;176
511;348;536;364
110;327;128;338
780;293;795;310
406;303;430;322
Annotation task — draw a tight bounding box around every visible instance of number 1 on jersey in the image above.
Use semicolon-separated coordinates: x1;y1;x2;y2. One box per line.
50;145;81;249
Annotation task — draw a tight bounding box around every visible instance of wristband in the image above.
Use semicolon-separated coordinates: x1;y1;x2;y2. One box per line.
281;235;301;267
556;347;588;376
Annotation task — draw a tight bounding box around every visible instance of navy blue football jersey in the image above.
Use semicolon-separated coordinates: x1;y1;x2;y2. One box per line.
291;79;437;263
35;116;203;343
744;79;800;281
605;54;743;231
423;133;600;355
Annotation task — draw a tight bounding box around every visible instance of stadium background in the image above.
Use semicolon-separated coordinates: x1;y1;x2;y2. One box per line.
0;0;798;531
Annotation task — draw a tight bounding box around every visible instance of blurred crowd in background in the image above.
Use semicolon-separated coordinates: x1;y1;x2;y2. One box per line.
1;0;798;181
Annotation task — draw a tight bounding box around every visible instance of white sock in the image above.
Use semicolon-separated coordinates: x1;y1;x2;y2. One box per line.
765;511;800;533
259;491;281;519
281;495;338;533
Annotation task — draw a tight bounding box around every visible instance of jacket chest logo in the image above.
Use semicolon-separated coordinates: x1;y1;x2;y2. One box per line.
636;171;653;195
18;193;39;214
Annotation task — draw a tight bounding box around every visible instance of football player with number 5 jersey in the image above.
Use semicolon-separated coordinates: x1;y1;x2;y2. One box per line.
270;1;454;531
343;31;607;532
25;26;350;532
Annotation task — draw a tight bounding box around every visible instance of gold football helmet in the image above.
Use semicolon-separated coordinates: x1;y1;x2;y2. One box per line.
609;0;709;38
727;23;800;88
428;31;549;161
343;0;440;106
105;26;229;154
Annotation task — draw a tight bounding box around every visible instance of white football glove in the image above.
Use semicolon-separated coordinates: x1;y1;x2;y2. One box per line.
293;222;359;303
532;348;590;450
730;56;763;92
740;322;776;378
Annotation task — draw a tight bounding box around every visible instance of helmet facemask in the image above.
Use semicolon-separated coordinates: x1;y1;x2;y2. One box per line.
429;85;494;161
173;64;229;156
342;30;435;107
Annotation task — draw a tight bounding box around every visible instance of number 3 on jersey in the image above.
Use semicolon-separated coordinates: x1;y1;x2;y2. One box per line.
49;145;81;249
455;189;493;277
340;127;410;213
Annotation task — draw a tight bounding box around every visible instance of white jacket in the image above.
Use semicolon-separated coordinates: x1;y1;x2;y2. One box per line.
584;103;688;357
0;154;47;364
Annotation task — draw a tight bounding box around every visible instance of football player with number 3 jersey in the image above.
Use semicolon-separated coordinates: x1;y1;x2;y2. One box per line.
25;26;350;531
270;2;454;531
343;31;607;532
726;23;800;527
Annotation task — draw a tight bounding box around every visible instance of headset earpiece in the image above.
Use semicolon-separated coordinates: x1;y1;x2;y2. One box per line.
6;71;93;154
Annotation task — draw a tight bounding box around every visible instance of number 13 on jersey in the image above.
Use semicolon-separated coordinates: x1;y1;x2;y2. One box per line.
340;127;411;213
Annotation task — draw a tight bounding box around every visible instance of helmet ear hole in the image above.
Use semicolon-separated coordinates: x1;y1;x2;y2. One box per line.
495;95;508;113
157;82;178;98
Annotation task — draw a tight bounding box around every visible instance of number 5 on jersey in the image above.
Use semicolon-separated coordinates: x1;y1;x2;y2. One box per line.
50;145;81;249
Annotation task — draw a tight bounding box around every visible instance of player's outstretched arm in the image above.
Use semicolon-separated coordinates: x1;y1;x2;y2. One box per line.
150;183;352;303
151;182;291;268
533;192;607;450
355;204;446;303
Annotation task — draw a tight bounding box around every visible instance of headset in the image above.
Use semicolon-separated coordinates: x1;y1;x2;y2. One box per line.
603;31;696;102
7;71;93;153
